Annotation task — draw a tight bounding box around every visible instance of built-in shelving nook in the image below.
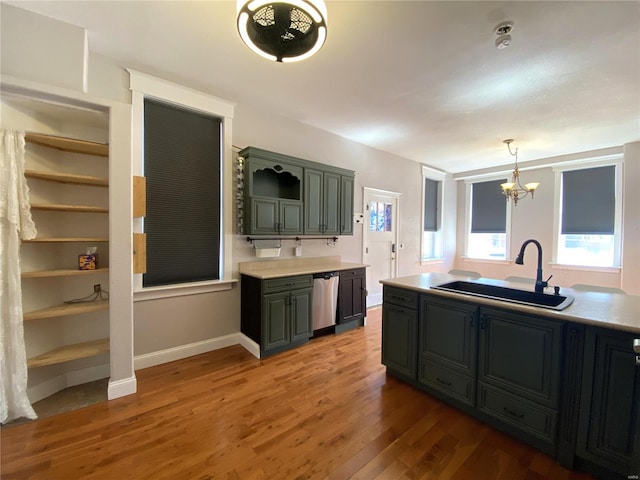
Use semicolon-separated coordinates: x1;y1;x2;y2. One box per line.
4;94;112;407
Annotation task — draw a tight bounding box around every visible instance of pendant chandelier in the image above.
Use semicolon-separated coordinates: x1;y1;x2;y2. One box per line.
500;139;540;205
236;0;328;63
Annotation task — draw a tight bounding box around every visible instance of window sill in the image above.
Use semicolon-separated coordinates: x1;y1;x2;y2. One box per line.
421;257;445;265
461;257;511;265
134;278;238;302
549;263;621;274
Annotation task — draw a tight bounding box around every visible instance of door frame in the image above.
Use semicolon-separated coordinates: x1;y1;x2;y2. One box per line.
362;187;401;306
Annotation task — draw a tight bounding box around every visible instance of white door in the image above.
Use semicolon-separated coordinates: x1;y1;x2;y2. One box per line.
363;188;400;307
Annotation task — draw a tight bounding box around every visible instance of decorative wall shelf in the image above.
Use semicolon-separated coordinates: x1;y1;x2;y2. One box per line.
23;237;109;243
25;170;108;187
22;268;109;279
25;132;109;157
30;203;108;213
23;300;109;321
27;338;110;368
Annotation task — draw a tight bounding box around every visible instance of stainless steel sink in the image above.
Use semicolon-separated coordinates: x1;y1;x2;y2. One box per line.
433;280;574;311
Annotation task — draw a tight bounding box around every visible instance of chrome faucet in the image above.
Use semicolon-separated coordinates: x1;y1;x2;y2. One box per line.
515;239;552;294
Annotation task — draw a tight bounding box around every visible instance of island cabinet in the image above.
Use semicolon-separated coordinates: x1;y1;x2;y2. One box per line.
240;146;355;236
476;308;563;455
574;326;640;479
418;297;478;409
241;274;313;357
381;286;419;381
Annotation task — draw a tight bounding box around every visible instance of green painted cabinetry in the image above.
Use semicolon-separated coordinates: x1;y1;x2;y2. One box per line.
381;287;640;479
241;274;313;357
575;327;640;478
418;297;478;408
381;286;419;380
240;146;355;236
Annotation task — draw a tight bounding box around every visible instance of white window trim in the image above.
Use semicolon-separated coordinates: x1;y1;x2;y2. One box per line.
421;165;446;262
463;175;512;261
128;69;236;299
551;156;623;269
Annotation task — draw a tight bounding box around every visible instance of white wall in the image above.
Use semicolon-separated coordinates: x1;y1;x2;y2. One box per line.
453;145;640;295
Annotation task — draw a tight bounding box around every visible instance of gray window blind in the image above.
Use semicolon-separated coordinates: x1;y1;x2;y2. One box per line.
143;98;222;287
561;165;615;235
424;178;440;232
471;180;507;233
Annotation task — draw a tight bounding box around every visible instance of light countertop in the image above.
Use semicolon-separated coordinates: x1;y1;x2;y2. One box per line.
380;273;640;334
239;256;368;279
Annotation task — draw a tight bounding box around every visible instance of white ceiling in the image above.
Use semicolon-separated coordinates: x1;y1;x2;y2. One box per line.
6;1;640;173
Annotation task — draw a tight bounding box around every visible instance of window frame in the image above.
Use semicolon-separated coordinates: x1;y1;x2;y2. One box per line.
464;175;512;262
551;158;623;270
421;166;446;262
129;69;236;300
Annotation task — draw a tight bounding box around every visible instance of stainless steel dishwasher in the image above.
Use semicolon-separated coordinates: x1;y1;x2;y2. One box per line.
312;271;340;333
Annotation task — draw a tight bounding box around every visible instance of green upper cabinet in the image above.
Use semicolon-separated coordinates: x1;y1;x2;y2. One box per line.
240;146;354;236
340;175;354;235
304;168;340;235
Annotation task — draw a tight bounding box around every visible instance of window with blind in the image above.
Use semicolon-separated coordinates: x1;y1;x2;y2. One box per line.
422;176;443;260
557;164;619;267
467;179;508;259
143;98;222;287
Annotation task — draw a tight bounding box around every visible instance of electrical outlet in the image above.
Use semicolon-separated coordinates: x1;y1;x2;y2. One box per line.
93;284;101;293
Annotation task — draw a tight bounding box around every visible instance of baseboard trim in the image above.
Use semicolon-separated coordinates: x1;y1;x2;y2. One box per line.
108;375;137;400
134;333;243;370
27;363;110;404
238;334;260;359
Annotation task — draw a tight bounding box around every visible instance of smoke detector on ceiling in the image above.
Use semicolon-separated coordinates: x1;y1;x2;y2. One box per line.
494;21;514;49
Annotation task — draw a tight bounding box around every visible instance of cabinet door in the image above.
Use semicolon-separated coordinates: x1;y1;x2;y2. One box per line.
262;292;291;352
382;303;417;379
250;197;278;234
339;269;366;324
290;287;313;343
577;328;640;476
478;309;562;408
279;200;303;234
304;168;323;234
323;172;341;235
419;297;478;376
340;175;354;235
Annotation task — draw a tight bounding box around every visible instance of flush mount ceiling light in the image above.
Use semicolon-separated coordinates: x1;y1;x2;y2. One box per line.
500;139;540;205
237;0;328;63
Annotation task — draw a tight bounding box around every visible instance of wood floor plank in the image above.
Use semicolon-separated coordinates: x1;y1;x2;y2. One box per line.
1;307;596;480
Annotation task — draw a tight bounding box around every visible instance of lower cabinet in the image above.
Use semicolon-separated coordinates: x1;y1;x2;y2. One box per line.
338;268;367;325
381;286;418;380
575;327;640;478
241;274;313;357
418;296;478;408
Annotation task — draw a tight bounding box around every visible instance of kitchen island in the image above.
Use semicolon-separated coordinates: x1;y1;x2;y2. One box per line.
380;273;639;480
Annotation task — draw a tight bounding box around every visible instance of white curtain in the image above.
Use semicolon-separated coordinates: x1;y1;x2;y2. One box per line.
0;129;37;423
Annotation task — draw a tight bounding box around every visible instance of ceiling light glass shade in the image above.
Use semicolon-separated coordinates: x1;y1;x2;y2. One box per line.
237;0;328;63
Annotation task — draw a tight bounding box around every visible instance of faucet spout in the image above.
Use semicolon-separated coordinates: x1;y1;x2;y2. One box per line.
515;239;547;293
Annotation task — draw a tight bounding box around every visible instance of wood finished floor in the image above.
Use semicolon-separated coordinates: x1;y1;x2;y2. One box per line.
1;307;595;480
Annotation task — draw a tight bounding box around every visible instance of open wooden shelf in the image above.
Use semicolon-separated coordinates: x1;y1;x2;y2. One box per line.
22;268;109;279
24;300;109;321
25;132;109;157
27;338;110;368
31;203;109;213
23;237;109;243
25;170;108;187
